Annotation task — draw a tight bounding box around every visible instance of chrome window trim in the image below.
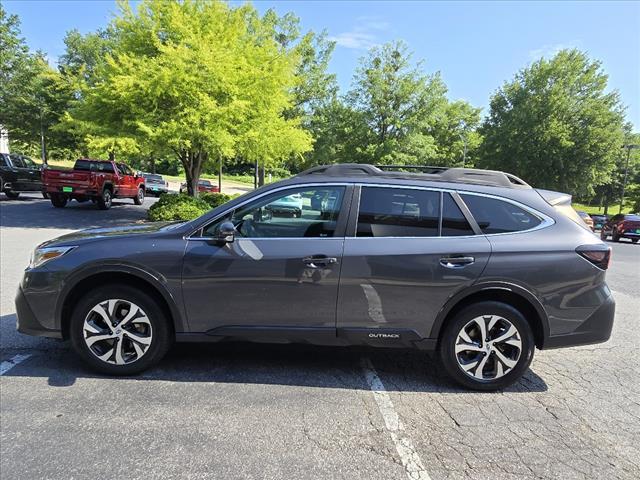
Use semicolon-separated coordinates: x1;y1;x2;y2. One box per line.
185;182;351;240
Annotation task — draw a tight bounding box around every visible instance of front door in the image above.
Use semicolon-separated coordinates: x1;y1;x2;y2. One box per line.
116;163;136;196
11;155;42;190
337;186;491;344
182;185;352;337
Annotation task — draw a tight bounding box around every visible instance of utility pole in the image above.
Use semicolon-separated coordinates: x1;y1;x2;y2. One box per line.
39;110;47;164
619;144;639;213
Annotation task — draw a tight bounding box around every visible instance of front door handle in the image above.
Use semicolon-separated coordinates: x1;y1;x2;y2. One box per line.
302;255;338;269
440;256;475;268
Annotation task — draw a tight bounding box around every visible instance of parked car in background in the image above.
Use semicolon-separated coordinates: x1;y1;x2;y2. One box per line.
590;214;608;231
576;210;594;231
42;159;145;210
179;178;219;194
16;163;615;391
600;214;640;243
0;153;43;198
142;173;169;196
266;192;303;217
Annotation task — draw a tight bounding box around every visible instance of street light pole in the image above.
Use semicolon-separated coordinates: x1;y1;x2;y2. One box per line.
619;144;640;214
458;120;468;168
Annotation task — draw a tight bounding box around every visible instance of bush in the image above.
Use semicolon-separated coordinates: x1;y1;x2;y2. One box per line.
147;192;239;221
200;192;235;209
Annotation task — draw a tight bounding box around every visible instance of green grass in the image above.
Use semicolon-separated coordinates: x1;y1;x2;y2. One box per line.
160;173;287;186
573;202;632;215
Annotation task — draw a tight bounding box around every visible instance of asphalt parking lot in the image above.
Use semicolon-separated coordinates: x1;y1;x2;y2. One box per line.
1;193;639;480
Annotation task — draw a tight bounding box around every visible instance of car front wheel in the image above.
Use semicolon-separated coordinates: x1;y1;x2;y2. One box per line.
439;301;535;391
70;286;172;375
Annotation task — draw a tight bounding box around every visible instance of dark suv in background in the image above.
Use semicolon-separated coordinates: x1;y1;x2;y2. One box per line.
601;214;640;243
0;153;43;198
15;164;615;390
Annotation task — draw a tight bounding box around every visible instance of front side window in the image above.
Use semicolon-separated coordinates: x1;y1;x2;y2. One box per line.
461;194;541;234
0;154;7;166
203;186;345;238
357;187;439;237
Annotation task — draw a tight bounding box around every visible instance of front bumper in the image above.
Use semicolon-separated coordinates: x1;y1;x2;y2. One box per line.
542;293;615;349
15;286;62;338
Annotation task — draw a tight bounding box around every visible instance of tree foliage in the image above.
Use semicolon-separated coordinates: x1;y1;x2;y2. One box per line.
69;0;311;195
0;4;77;159
479;49;627;195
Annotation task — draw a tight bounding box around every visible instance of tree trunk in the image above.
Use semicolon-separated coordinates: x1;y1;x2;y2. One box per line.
150;157;156;174
254;159;259;189
179;149;205;197
218;157;222;193
258;163;265;187
108;150;115;161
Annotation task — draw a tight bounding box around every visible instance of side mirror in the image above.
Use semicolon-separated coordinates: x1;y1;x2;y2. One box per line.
217;221;235;243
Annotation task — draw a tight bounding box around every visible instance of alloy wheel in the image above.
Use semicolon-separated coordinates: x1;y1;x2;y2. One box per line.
83;299;153;365
454;315;522;381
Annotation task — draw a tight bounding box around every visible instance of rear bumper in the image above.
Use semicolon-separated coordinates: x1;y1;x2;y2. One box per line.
542;293;615;349
15;286;62;339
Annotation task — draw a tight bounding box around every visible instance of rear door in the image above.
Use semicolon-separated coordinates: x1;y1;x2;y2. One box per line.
337;186;491;344
181;184;352;336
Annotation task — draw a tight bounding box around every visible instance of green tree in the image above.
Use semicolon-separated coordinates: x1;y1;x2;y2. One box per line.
69;0;311;195
0;4;77;160
479;49;627;195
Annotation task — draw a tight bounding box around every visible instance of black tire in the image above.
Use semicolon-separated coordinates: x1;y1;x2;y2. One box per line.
439;301;535;391
612;229;620;242
69;285;173;375
133;186;144;205
97;188;112;210
600;229;607;241
42;191;49;199
632;239;638;244
4;190;20;199
50;193;68;208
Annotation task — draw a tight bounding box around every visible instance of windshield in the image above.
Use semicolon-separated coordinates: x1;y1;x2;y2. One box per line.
145;174;163;181
199;180;212;186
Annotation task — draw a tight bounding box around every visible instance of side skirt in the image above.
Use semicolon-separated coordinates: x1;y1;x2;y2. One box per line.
175;326;437;351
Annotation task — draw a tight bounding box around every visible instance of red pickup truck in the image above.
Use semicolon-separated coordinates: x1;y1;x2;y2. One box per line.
42;159;145;210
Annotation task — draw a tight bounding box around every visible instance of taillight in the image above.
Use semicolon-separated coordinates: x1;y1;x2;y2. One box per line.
576;245;611;270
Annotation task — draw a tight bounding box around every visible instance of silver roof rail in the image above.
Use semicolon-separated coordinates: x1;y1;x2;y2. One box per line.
297;164;531;189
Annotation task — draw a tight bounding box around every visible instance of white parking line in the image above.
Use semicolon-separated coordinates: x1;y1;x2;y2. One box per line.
0;354;31;376
360;357;432;480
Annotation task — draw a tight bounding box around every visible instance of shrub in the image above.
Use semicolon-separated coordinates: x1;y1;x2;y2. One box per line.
147;194;209;221
147;192;239;222
200;192;235;209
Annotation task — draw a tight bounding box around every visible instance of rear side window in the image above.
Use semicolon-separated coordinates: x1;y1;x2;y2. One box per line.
442;193;474;236
461;194;541;234
357;187;440;237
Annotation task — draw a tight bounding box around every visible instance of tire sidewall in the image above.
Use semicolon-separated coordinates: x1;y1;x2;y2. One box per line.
134;187;144;205
69;285;172;375
99;189;112;209
439;301;535;391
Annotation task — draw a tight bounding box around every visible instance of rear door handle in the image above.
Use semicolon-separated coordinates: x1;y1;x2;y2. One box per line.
302;255;338;268
440;256;475;268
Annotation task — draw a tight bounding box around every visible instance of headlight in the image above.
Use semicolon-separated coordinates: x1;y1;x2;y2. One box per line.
29;246;76;269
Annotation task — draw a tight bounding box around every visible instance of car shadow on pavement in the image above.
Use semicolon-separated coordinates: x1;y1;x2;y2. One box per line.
3;338;548;393
0;194;151;229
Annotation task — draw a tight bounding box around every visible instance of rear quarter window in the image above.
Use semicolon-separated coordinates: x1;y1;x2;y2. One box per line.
461;194;542;234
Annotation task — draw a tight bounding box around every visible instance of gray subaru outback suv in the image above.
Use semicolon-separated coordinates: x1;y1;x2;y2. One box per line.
16;164;615;390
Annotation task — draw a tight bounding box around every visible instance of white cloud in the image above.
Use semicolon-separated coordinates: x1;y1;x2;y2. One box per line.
329;16;392;50
528;42;580;60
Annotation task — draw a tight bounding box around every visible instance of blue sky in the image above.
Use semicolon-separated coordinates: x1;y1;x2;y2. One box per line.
4;0;639;130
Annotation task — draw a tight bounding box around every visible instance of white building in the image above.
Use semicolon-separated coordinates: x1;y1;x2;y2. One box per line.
0;126;9;153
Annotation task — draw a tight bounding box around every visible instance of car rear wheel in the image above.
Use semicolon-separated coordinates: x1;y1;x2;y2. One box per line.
134;187;144;205
439;301;535;391
600;229;608;241
50;193;68;208
97;188;112;210
612;229;620;242
70;285;172;375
